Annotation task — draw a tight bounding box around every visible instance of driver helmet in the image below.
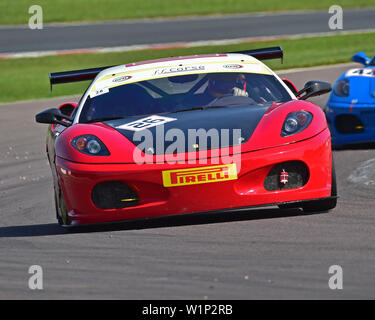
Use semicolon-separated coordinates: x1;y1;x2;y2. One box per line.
207;73;246;97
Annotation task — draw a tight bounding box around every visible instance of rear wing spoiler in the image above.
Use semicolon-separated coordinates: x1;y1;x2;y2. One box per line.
49;65;114;90
230;46;283;63
49;46;283;90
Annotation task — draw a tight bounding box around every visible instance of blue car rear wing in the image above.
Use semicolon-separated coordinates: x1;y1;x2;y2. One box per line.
49;46;283;90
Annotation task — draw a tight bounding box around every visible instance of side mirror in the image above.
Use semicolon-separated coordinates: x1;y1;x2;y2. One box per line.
59;103;77;117
35;108;72;127
351;52;370;66
297;80;331;100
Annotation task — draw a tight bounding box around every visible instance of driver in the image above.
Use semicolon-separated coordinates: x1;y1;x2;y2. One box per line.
207;73;248;98
183;73;248;107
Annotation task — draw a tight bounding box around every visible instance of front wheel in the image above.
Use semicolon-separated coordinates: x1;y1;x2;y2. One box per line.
54;187;71;226
302;158;337;213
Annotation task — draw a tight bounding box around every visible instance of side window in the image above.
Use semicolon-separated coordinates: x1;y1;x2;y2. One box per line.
245;74;291;103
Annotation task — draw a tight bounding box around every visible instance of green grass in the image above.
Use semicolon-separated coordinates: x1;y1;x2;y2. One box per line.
1;32;375;103
0;0;374;25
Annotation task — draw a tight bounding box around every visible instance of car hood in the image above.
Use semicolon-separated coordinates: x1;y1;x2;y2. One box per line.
56;100;326;164
104;105;268;155
328;67;375;104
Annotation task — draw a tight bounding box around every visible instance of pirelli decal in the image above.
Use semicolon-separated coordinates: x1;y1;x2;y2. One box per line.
162;164;238;187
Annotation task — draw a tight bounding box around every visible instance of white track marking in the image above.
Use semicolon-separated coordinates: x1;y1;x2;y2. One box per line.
347;158;375;186
1;29;375;59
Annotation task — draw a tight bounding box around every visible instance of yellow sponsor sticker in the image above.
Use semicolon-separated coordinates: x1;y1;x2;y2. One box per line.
162;164;237;187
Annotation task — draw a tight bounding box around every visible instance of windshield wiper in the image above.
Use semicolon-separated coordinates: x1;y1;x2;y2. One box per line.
169;105;229;114
85;116;125;123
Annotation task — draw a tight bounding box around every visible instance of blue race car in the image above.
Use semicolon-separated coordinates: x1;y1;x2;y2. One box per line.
325;52;375;147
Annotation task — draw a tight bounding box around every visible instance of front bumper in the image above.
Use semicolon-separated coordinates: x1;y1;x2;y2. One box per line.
56;128;332;225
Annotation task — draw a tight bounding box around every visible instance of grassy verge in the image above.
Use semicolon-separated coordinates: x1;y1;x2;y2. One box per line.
1;32;375;103
0;0;374;25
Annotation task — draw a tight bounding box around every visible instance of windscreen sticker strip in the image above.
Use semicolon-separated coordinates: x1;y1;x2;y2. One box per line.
89;87;109;98
90;61;271;96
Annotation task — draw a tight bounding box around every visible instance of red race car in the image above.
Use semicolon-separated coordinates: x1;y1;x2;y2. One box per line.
36;46;337;227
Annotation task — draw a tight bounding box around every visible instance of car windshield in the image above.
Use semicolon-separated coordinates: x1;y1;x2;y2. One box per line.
79;72;292;123
369;56;375;66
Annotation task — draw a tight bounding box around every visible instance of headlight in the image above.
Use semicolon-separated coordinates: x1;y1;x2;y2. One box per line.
71;135;110;156
281;111;313;137
333;79;350;97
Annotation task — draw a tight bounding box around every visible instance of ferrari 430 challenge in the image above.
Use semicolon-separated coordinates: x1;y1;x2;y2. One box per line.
35;46;337;227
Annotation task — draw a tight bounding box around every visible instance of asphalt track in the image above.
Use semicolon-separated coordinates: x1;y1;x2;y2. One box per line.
1;8;375;54
1;63;375;299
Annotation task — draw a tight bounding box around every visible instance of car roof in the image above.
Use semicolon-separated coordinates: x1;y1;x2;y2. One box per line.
99;53;257;76
88;53;274;96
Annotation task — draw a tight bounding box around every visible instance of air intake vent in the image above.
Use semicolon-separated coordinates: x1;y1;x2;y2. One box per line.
264;161;309;191
92;181;139;209
335;114;364;134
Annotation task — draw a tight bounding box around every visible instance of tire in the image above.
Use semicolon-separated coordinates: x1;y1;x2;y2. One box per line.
54;192;64;226
302;158;337;213
55;186;71;226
